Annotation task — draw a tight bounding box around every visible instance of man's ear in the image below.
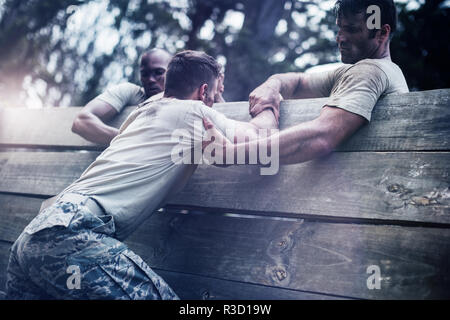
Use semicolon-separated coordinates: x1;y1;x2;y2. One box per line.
198;83;208;102
378;24;391;42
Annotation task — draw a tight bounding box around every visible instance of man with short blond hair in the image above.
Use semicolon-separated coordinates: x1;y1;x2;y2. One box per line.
6;50;277;300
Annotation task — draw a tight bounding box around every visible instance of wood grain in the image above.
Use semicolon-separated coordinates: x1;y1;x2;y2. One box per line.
126;211;450;299
0;151;99;197
1;198;449;299
0;88;449;299
1;151;448;224
0;239;343;300
0;194;44;242
1;89;449;151
154;269;348;300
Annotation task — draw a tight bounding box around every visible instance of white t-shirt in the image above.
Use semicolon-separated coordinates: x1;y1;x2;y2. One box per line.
62;97;236;240
95;82;147;112
305;58;409;121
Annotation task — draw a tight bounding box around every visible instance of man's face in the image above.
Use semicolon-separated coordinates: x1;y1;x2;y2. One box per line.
336;12;379;64
140;52;170;98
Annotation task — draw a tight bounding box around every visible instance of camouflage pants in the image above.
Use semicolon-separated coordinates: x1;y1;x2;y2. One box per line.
5;201;179;300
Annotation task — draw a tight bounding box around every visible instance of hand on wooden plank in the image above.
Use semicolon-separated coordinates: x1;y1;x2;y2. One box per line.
249;83;282;122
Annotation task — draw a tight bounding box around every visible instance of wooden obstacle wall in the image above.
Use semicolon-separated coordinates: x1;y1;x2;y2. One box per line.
0;89;449;299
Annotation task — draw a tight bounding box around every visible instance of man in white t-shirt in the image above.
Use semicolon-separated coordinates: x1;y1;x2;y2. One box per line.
5;50;278;300
71;49;226;145
71;48;172;145
204;0;409;165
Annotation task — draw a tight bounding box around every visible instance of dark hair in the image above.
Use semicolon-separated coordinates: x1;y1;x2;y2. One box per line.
164;50;221;99
334;0;397;38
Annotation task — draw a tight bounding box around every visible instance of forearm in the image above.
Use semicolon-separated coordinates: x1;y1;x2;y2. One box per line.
202;116;329;175
249;109;278;130
233;119;331;165
276;120;332;164
206;107;365;168
265;73;303;99
72;113;119;145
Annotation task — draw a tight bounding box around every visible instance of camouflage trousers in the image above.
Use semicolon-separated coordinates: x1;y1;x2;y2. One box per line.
5;200;179;300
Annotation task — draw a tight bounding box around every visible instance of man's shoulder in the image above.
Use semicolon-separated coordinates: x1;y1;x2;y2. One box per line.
347;58;386;73
169;99;211;113
111;82;144;94
356;58;409;93
100;82;146;109
335;58;395;84
172;99;226;123
354;58;404;76
138;98;207;116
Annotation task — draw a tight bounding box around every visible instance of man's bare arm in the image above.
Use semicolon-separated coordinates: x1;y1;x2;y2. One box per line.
275;107;366;164
202;108;278;167
249;72;319;118
204;106;366;165
72;99;120;145
231;108;279;145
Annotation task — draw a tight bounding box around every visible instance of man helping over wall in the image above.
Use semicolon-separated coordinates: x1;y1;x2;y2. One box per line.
71;48;226;145
203;0;408;166
5;50;277;300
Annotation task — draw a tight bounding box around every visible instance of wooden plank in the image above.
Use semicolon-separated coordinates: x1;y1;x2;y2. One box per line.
0;107;134;150
154;269;348;300
0;194;43;242
1;200;448;299
0;89;449;151
1;151;449;225
0;195;345;299
172;152;450;225
0;151;99;197
0;241;11;293
0;239;342;299
125;210;450;299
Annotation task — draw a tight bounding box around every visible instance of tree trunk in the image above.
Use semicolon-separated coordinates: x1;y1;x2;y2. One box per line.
223;0;287;101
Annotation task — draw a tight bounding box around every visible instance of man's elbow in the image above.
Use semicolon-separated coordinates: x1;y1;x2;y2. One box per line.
71;116;81;134
318;136;335;157
71;111;89;135
318;127;355;156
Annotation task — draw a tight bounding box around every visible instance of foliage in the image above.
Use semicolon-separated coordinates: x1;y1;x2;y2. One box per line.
0;0;448;108
391;0;450;91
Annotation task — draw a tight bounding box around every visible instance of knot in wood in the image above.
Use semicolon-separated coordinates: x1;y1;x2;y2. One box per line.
387;184;401;193
274;267;287;281
201;290;211;300
387;183;412;197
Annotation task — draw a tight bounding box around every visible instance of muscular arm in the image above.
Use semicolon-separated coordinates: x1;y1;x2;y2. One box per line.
274;107;365;164
71;99;120;145
204;106;366;165
231;108;278;143
202;109;278;167
249;72;319;118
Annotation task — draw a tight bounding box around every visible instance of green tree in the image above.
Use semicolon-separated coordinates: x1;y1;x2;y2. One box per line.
391;0;450;90
0;0;82;107
0;0;448;108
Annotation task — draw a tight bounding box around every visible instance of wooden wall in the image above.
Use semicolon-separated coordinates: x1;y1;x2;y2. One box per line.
0;89;449;299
